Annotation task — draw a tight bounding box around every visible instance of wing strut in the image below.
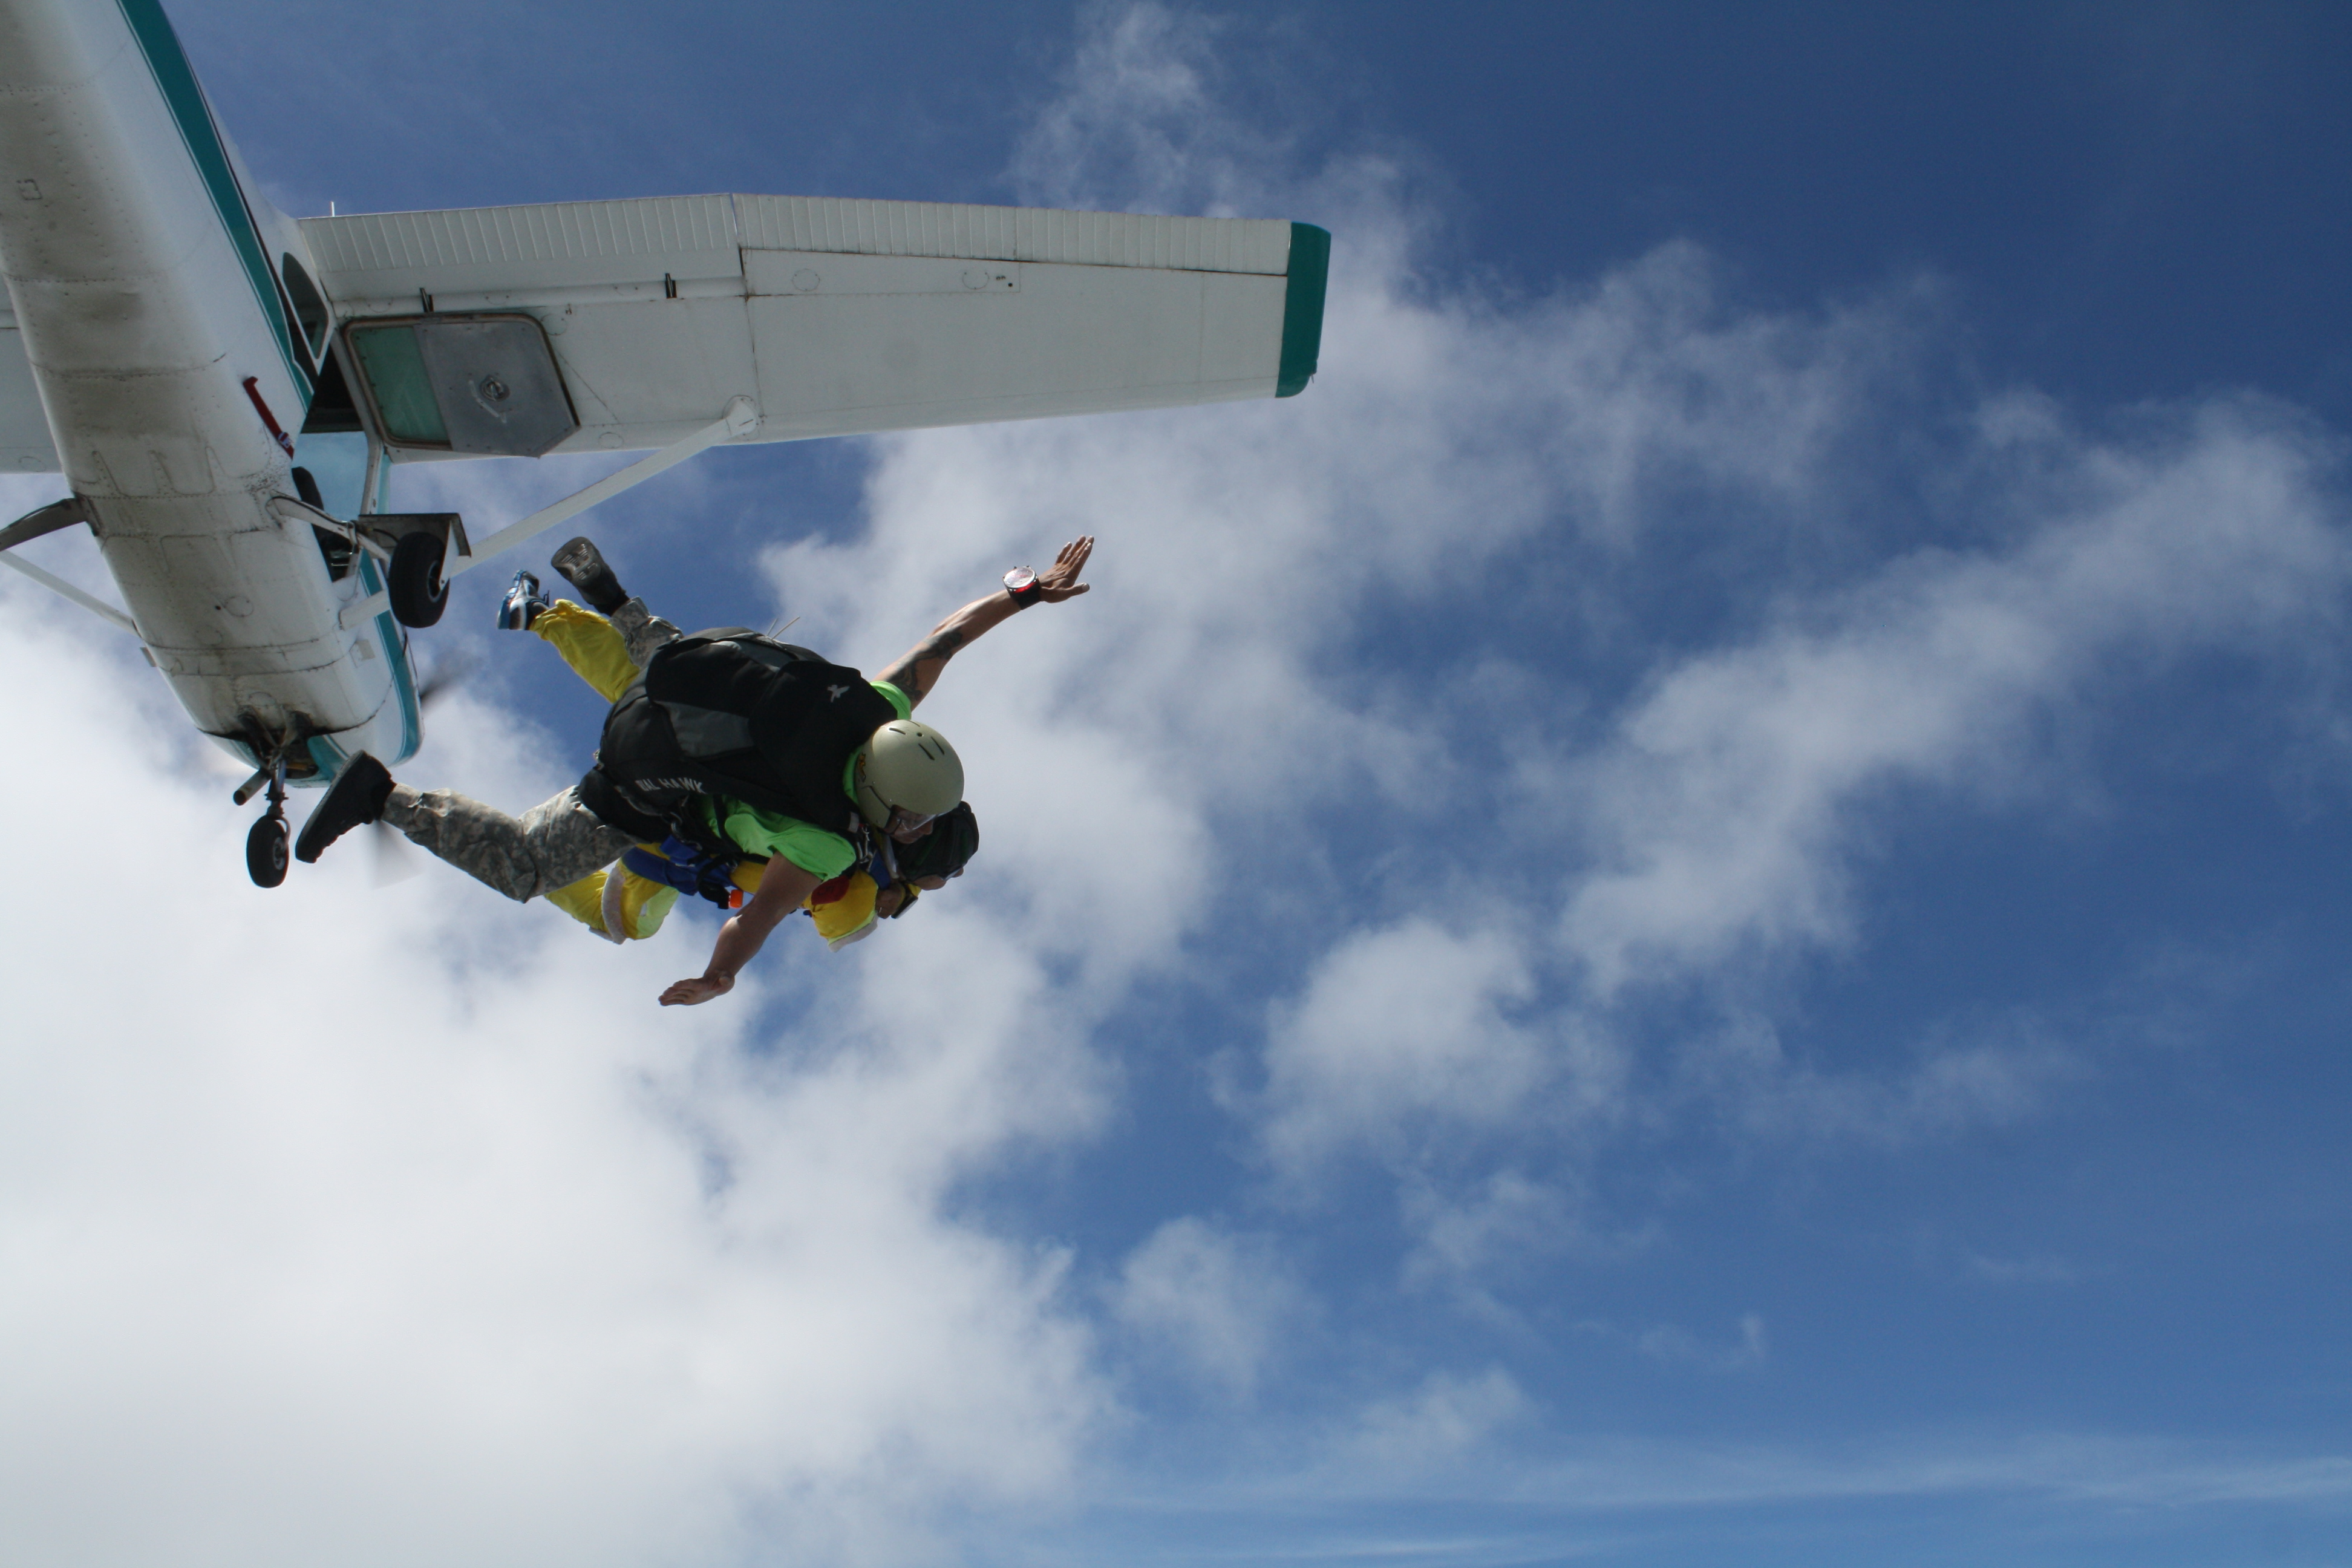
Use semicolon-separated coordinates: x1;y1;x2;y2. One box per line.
0;552;140;636
0;497;141;638
336;397;759;632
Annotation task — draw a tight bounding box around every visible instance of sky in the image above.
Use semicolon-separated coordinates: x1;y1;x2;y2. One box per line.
4;3;2351;1564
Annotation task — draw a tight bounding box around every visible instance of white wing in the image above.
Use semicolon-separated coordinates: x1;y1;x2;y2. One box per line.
296;194;1328;457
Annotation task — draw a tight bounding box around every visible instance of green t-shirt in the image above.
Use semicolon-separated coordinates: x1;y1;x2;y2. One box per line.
696;681;913;877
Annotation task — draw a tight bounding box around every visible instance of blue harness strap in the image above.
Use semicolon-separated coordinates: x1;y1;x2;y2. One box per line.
623;836;742;908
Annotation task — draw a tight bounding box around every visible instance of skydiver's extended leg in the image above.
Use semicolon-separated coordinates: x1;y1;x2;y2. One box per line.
611;598;680;667
379;783;636;903
552;536;629;613
531;599;642;702
498;570;552;632
521;586;676;929
550;536;678;668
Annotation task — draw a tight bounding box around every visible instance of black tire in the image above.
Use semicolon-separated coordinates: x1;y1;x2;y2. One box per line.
388;530;448;627
247;814;290;887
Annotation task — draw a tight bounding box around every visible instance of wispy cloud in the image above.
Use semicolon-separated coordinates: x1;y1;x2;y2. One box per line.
1053;1430;2352;1566
1109;1217;1302;1401
1338;1368;1534;1479
1633;1312;1768;1373
1251;923;1543;1174
1563;392;2349;995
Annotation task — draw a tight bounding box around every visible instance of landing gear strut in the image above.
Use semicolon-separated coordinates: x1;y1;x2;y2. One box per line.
235;754;291;888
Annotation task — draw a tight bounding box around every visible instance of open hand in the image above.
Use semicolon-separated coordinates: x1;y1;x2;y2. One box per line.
659;973;735;1006
1035;535;1093;603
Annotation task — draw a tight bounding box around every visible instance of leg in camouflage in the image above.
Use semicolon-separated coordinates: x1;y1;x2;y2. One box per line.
610;597;681;668
381;783;637;903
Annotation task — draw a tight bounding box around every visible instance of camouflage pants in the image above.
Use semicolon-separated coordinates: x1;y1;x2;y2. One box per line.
610;598;680;668
376;598;682;903
380;783;638;903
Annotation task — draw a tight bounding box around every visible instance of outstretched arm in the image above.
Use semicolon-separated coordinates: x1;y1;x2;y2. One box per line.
658;856;824;1006
876;537;1093;710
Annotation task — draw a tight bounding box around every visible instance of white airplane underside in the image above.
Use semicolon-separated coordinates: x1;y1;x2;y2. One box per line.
0;0;1326;878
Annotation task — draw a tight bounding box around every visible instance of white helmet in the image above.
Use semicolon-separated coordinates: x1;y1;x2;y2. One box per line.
854;720;964;828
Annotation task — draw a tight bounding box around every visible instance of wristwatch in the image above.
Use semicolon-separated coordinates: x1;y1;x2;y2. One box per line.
1003;567;1044;608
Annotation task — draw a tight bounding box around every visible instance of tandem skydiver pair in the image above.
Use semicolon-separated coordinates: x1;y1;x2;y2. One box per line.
295;532;1094;1006
511;578;978;954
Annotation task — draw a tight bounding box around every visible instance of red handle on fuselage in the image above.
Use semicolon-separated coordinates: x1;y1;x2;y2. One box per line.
241;376;296;459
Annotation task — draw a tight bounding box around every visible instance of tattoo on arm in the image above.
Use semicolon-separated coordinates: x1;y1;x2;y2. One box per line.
881;626;966;699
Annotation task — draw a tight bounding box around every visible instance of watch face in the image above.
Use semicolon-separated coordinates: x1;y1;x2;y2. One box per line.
1004;568;1037;592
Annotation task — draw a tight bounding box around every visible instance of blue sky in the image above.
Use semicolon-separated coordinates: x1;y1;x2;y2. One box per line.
3;4;2351;1566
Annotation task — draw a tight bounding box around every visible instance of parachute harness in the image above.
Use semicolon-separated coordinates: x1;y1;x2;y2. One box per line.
622;835;746;910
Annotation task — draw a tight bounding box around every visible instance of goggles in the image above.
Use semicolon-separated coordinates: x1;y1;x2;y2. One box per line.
884;805;936;838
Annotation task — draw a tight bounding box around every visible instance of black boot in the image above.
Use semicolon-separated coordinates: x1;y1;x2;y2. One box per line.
550;536;628;614
295;753;394;863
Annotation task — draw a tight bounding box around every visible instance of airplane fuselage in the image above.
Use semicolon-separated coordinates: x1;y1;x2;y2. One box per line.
0;0;416;779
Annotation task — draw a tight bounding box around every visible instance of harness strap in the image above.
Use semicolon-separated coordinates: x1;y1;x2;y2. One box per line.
622;837;745;909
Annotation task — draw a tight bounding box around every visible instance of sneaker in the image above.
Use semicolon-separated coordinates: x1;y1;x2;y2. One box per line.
498;570;549;630
295;753;394;863
550;536;627;614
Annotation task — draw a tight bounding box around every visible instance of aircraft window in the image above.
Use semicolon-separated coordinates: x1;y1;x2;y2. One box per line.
299;345;364;434
348;323;451;446
343;314;577;456
279;255;332;358
291;430;368;516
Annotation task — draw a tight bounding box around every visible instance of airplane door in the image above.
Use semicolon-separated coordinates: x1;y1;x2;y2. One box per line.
344;313;581;457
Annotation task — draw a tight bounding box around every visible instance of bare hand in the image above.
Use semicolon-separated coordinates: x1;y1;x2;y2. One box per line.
1034;535;1093;603
659;973;735;1007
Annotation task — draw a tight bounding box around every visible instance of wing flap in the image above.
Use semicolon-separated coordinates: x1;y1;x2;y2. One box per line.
744;260;1288;440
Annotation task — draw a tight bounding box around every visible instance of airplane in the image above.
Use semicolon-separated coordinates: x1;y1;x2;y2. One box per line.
0;0;1328;888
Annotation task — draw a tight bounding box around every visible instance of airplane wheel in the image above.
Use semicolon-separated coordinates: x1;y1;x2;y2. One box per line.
388;531;448;628
247;813;290;888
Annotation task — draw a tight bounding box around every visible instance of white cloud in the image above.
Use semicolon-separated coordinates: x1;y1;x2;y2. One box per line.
1961;1250;2086;1286
1201;325;2347;1172
1340;1367;1532;1478
0;558;1108;1567
1635;1313;1768;1373
740;15;2352;1198
1160;1428;2352;1522
1563;394;2351;994
1672;1010;2086;1147
1399;1169;1595;1292
1252;922;1541;1174
1013;2;1246;217
1109;1217;1298;1400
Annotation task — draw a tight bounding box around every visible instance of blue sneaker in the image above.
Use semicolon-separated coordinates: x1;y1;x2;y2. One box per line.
497;570;549;630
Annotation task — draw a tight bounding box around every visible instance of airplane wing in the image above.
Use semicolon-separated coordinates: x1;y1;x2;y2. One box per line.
296;194;1328;459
